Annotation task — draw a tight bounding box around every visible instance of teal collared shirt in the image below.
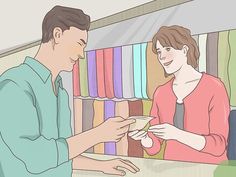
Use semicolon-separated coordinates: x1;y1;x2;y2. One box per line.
0;57;72;177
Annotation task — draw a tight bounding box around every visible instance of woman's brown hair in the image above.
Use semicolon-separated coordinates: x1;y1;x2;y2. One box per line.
152;25;200;69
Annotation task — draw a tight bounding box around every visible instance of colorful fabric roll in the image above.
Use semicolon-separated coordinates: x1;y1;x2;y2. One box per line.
122;45;135;98
87;51;98;98
79;54;89;97
96;49;106;98
128;100;143;157
198;34;207;73
113;47;123;98
104;48;115;98
115;101;129;156
104;100;116;155
74;98;83;135
229;30;236;106
146;42;172;99
206;32;218;77
141;43;148;99
218;31;230;97
72;61;80;96
82;99;94;153
93;100;105;154
142;100;152;116
133;44;143;98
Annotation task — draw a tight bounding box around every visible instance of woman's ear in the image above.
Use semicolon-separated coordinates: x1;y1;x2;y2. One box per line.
182;45;189;55
53;27;63;44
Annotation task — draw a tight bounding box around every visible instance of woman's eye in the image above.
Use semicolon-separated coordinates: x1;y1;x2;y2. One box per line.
166;47;171;51
157;51;161;55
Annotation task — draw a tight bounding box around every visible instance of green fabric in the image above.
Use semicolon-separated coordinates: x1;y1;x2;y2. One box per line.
218;31;231;98
0;57;72;177
79;54;89;97
229;30;236;106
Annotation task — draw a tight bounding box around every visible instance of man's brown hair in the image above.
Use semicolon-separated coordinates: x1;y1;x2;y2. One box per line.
152;25;200;69
42;5;90;43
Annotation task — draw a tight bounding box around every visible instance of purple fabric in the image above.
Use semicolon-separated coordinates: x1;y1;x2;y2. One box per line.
87;51;98;98
113;47;123;98
104;100;116;155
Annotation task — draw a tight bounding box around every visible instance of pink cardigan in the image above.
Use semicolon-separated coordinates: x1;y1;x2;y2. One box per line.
145;73;230;164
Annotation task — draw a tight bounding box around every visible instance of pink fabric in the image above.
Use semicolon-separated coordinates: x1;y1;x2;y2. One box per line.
145;73;230;164
104;48;115;98
73;61;80;96
96;49;106;98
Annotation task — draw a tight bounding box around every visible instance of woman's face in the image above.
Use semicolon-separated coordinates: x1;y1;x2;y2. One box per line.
155;40;187;74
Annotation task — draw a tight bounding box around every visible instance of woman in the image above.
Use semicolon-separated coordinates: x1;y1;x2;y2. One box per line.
129;25;230;164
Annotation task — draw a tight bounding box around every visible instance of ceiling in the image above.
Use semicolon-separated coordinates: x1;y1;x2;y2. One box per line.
0;0;154;55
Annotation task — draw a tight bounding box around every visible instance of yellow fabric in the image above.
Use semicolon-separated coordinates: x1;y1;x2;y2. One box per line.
93;100;105;154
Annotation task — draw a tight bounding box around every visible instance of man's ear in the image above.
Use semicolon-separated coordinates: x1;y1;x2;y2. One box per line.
53;27;63;44
182;45;189;55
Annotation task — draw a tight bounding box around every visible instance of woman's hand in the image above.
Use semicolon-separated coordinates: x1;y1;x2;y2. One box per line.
148;123;182;140
101;158;140;176
128;130;153;148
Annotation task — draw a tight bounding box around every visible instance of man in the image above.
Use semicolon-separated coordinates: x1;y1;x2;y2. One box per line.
0;6;139;177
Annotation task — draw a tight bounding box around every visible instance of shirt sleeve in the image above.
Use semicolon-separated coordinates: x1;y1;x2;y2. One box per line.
143;88;163;155
200;80;230;157
0;80;69;174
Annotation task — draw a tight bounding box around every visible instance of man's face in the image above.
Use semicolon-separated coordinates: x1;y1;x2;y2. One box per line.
54;27;88;71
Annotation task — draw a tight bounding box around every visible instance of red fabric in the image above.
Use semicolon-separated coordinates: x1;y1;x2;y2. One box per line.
73;61;80;96
145;73;230;164
96;49;106;98
128;100;144;158
104;48;114;98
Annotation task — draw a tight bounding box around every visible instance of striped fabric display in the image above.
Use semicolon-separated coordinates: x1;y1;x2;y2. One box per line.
115;101;129;156
93;100;105;154
104;48;115;98
228;30;236;106
96;49;106;98
104;100;116;155
79;54;89;97
82;99;94;153
141;43;148;99
218;31;230;97
128;100;143;157
113;47;123;98
122;45;135;98
72;60;80;96
206;32;218;77
198;34;207;72
87;51;98;98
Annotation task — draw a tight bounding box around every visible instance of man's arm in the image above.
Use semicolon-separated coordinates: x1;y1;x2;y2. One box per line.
73;155;139;176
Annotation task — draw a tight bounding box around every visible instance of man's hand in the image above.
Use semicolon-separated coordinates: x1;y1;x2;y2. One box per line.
101;158;140;176
96;117;136;143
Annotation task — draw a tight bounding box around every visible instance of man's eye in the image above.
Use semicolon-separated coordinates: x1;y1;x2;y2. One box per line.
157;51;161;55
77;42;82;46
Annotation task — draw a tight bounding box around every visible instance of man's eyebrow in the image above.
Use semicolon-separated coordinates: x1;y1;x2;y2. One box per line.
80;39;86;45
156;48;160;51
